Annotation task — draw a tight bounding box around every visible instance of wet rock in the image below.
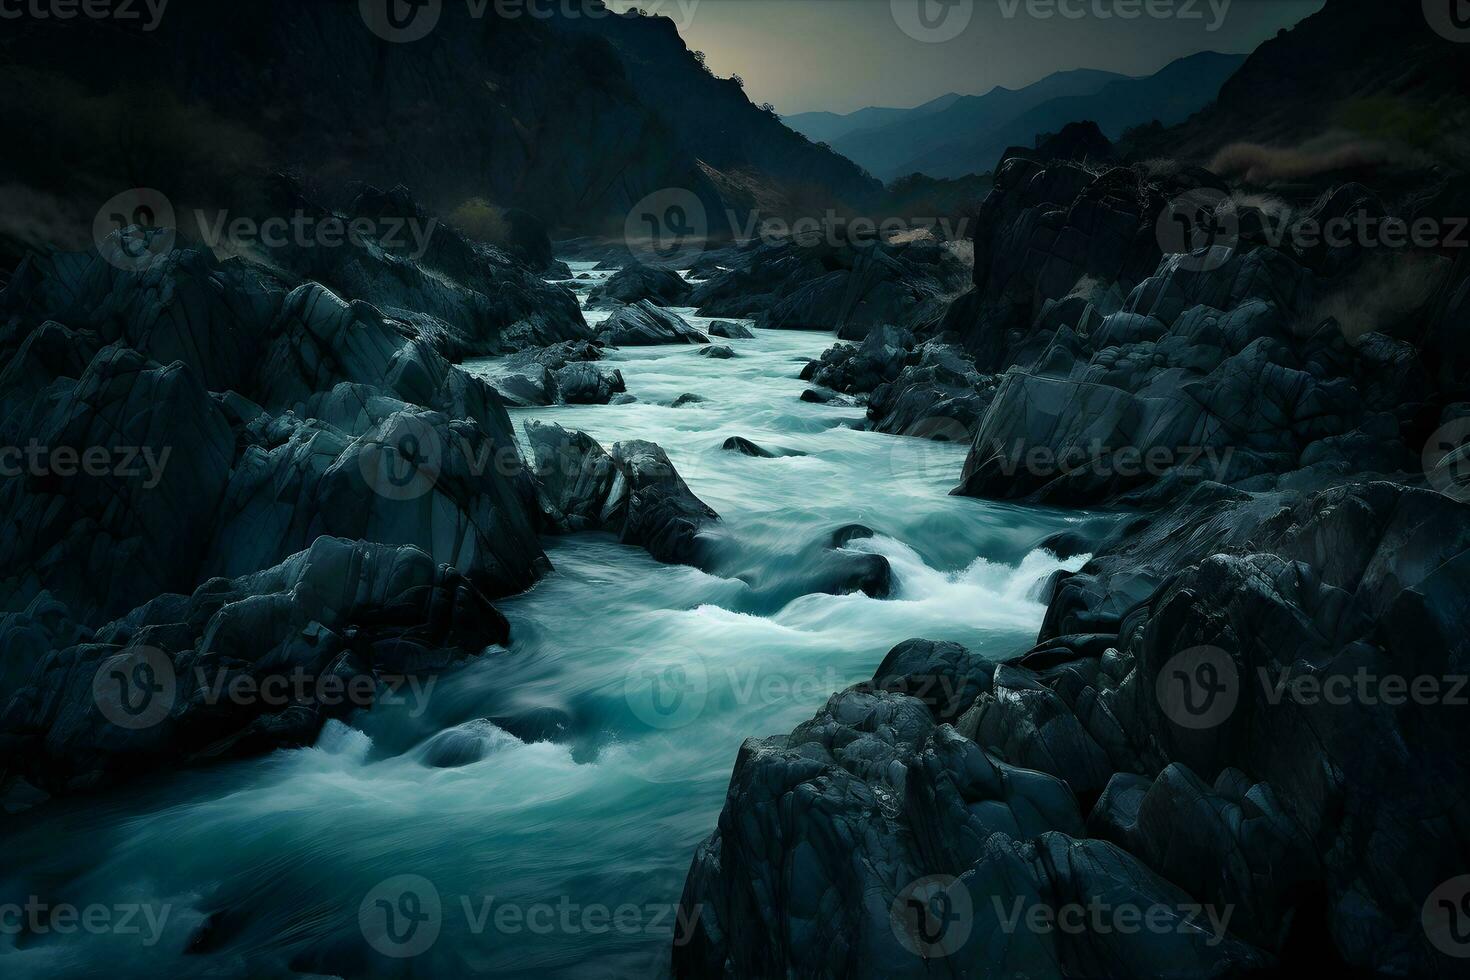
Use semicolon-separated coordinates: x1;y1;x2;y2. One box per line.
671;393;706;407
699;345;735;359
595;301;709;346
586;260;693;308
523;422;720;567
693;237;969;340
416;719;521;768
722;436;774;457
0;345;235;625
249;179;590;358
552;362;626;405
799;386;855;406
707;320;754;339
0;537;509;794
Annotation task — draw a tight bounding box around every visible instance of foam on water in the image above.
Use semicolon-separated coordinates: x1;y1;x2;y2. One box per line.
0;315;1087;978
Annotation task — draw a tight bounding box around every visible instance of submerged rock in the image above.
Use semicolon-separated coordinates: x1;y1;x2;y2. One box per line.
699;345;735;359
722;436;774;457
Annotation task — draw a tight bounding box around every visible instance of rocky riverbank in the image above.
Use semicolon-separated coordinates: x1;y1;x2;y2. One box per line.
673;143;1470;978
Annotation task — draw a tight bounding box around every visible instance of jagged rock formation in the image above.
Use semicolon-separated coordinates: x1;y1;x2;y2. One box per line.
595;301;710;346
0;537;507;794
0;230;554;796
677;482;1470;977
523;421;720;567
241;180;590;358
677;93;1470;974
691;237;970;340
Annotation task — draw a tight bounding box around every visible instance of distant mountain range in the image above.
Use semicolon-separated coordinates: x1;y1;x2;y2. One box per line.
787;52;1246;182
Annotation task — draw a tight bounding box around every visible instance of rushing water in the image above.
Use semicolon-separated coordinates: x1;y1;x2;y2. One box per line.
0;263;1085;979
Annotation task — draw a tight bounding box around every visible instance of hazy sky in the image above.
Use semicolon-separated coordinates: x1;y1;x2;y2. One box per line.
609;0;1323;115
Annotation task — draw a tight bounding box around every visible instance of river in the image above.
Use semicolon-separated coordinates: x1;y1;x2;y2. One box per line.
0;262;1085;978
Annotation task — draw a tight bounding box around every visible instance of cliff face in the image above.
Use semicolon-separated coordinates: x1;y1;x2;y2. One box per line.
0;0;880;254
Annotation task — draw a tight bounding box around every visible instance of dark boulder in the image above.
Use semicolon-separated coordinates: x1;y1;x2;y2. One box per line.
586;261;693;308
523;422;720;567
707;320;754;339
595;301;709;346
0;537;508;794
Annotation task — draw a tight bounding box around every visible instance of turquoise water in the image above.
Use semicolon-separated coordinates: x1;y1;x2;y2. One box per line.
0;273;1084;978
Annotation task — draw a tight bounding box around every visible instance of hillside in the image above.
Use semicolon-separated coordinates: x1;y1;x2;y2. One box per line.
899;51;1246;178
1124;0;1470;183
0;0;881;261
830;67;1127;181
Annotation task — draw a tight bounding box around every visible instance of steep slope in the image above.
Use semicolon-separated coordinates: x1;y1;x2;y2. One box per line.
1128;0;1470;176
900;51;1246;178
830;68;1127;180
0;0;879;258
